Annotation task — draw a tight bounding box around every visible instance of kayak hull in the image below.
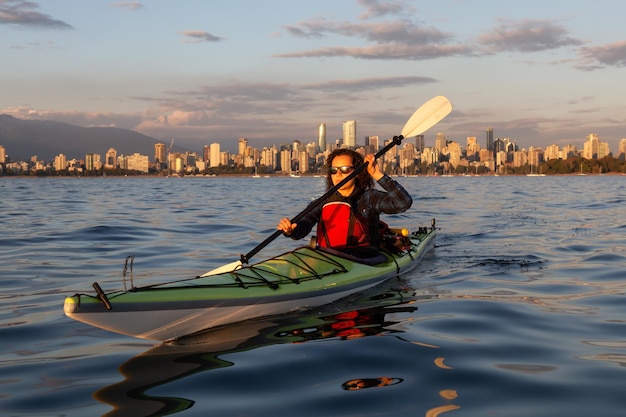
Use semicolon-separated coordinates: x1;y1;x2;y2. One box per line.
64;225;436;341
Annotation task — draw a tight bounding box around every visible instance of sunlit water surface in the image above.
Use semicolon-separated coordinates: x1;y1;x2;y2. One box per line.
1;175;625;417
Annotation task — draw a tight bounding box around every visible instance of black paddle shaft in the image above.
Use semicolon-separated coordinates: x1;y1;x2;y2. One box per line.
240;135;404;264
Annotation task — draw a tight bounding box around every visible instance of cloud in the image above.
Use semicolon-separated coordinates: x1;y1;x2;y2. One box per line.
576;40;626;70
284;19;452;44
302;76;437;92
1;106;141;128
181;30;223;43
357;0;413;20
476;18;583;53
111;2;144;11
0;0;73;29
279;18;468;60
277;43;470;60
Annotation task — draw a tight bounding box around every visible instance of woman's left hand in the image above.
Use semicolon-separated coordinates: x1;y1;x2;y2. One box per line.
364;154;384;181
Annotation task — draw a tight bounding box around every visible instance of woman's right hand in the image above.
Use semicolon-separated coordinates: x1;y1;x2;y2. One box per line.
277;217;297;235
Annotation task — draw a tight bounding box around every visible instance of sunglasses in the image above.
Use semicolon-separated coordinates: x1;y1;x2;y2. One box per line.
329;166;355;175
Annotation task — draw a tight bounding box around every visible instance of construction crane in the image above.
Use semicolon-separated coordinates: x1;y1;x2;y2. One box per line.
167;138;175;155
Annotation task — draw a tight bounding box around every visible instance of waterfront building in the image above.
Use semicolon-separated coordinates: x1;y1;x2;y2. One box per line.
305;141;318;158
415;135;425;152
261;146;277;171
583;133;610;159
562;144;578;159
435;133;446;151
105;148;117;168
238;138;248;156
466;136;480;161
486;128;494;152
54;154;67;171
479;148;493;163
318;123;326;152
127;153;149;173
527;147;543;167
299;151;309;173
367;135;379;151
544;144;560;160
280;149;292;173
209;143;220;167
154;143;166;163
342;120;356;148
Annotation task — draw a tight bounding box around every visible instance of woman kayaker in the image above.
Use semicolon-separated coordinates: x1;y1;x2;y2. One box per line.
277;149;412;249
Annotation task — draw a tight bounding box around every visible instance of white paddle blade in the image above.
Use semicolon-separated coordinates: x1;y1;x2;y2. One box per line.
201;260;242;277
401;96;452;138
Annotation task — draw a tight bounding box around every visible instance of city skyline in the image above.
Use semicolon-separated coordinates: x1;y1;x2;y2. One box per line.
1;1;626;153
2;126;624;170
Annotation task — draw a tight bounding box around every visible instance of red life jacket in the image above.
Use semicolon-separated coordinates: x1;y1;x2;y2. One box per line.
316;200;369;248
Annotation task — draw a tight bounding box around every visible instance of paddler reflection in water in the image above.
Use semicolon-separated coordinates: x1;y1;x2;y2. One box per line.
277;149;412;252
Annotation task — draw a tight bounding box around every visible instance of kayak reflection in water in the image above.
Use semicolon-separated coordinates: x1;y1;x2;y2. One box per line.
342;377;404;391
277;149;412;250
94;291;417;417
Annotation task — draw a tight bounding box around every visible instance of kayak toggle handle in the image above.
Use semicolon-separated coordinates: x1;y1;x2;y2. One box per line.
93;282;112;310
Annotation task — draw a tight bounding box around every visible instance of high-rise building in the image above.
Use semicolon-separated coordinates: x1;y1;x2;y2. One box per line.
85;153;95;171
342;120;356;148
0;145;6;163
486;128;494;152
210;143;221;167
466;137;480;161
583;133;610;159
238;138;248;156
154;143;166;163
544;144;560;160
280;149;292;173
367;135;379;151
435;133;446;151
54;153;67;171
105;148;117;168
619;138;626;158
318;123;326;152
415;135;425;152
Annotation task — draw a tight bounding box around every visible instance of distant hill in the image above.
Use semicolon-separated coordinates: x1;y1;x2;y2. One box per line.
0;115;163;162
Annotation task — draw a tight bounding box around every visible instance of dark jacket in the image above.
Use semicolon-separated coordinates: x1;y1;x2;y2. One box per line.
288;174;412;246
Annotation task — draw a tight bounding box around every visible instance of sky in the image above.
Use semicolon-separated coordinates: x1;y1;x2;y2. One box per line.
1;0;625;154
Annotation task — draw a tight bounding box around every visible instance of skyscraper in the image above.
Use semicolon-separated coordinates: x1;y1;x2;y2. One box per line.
318;123;326;152
210;143;221;167
238;138;248;156
342;120;356;148
415;135;425;152
435;133;446;151
367;135;379;151
486;128;494;152
154;143;166;163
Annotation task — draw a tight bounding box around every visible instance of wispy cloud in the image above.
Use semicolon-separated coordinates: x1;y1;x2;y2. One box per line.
357;0;413;20
111;2;144;11
0;0;73;29
279;18;466;60
181;30;223;43
476;18;583;53
576;40;626;70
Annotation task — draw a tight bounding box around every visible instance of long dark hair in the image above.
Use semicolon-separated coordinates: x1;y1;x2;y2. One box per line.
325;149;374;191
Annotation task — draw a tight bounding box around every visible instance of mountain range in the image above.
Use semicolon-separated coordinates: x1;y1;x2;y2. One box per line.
0;115;166;162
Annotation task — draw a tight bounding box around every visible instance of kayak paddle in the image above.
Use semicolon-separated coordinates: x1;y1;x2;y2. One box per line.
202;95;452;276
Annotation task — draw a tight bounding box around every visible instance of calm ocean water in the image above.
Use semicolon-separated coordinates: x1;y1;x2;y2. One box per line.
1;175;625;417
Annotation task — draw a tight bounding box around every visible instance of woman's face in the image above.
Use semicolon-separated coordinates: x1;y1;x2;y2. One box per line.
330;154;356;195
